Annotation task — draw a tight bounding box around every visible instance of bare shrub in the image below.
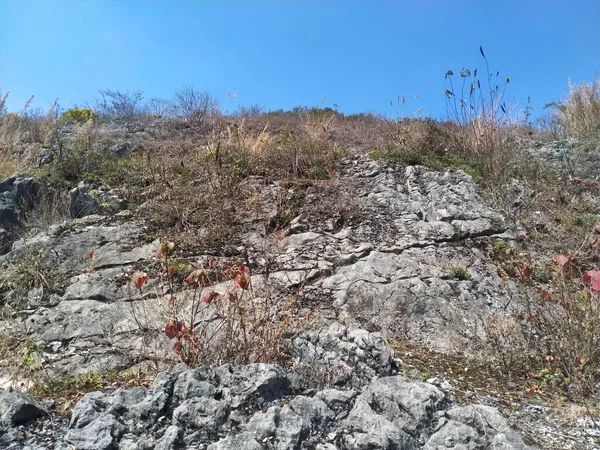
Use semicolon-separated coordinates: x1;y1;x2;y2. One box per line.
49;119;101;181
146;97;173;119
0;146;24;178
21;190;70;236
481;216;600;399
535;103;566;140
96;89;144;124
131;243;305;366
259;109;337;179
172;86;219;125
234;104;265;117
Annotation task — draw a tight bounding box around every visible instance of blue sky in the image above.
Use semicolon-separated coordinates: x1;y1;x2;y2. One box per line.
1;1;598;119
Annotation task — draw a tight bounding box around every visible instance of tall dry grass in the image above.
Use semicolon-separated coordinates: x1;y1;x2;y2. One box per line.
560;77;600;142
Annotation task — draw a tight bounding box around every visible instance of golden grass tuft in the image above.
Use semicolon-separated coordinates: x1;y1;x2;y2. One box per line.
561;77;600;141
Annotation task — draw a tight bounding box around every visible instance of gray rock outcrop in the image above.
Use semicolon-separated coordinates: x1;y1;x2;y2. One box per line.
1;362;533;450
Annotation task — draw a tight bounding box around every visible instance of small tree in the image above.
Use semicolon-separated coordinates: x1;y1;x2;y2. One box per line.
173;86;219;125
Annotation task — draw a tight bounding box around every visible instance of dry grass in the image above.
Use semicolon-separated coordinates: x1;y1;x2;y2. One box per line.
561;77;600;142
442;48;520;186
0;145;26;178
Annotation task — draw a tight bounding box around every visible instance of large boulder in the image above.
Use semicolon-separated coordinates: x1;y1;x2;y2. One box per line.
0;175;45;253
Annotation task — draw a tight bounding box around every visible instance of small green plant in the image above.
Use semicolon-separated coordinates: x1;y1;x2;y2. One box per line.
494;240;508;253
308;166;330;180
533;269;550;284
574;213;598;228
450;265;471;280
369;147;423;166
21;342;41;366
59;108;97;124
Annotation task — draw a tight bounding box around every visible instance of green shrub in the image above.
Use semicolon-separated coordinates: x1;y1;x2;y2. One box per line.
59;108;97;124
369;147;423;166
450;265;471;280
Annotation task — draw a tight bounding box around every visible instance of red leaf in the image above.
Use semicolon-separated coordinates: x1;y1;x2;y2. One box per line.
165;321;176;339
516;263;534;280
202;291;220;303
184;272;197;286
594;222;600;233
592;279;600;292
526;314;536;323
185;269;206;286
552;253;572;266
583;270;600;283
234;273;251;290
233;265;251;290
539;289;551;301
131;271;147;290
593;238;600;248
173;341;182;354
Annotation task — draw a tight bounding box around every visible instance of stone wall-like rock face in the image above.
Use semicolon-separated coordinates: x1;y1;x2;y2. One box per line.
0;157;525;383
1;342;533;450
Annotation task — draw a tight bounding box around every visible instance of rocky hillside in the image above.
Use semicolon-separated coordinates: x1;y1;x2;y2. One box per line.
1;114;600;449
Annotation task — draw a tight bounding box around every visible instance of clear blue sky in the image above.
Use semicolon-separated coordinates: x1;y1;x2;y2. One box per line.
1;1;598;119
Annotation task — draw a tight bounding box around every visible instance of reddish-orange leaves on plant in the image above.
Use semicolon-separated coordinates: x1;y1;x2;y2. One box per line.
202;290;220;303
234;265;251;290
583;270;600;283
185;269;209;287
552;253;572;267
583;270;600;292
165;320;186;339
516;263;534;280
131;271;147;290
156;242;175;259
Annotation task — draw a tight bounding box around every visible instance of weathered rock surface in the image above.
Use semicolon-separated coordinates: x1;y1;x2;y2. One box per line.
1;151;588;448
0;176;45;253
1;362;533;450
69;181;126;218
0;157;524;381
